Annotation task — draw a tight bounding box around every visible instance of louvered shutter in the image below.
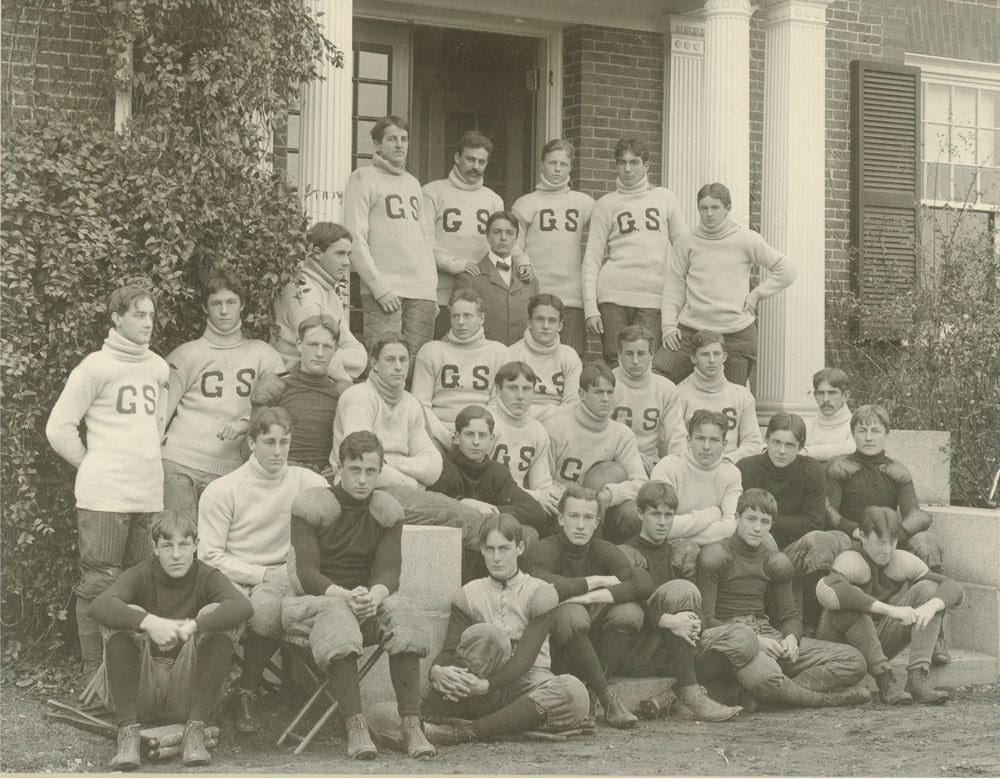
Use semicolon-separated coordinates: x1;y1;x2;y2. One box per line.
851;60;922;336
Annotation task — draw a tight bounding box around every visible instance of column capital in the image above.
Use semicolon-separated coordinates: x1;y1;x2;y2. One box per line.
703;0;754;19
761;0;832;28
668;13;706;55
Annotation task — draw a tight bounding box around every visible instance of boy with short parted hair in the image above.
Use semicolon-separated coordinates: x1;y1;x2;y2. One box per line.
418;514;589;746
429;405;547;536
582;137;689;366
816;506;964;705
163;269;287;511
487;361;558;515
197;407;328;732
649;409;741;546
617;481;747;721
674;330;762;463
46;284;171;678
251;314;346;473
507;293;582;420
802;367;854;462
283;431;436;760
612;324;687;473
453;211;539;346
696;489;870;709
542;362;648;543
89;511;252;770
412;287;511;444
523;485;654;728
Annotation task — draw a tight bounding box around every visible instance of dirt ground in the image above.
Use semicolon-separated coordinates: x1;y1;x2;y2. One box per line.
3;655;999;778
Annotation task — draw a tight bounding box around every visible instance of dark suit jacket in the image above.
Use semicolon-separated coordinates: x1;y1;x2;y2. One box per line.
454;254;539;346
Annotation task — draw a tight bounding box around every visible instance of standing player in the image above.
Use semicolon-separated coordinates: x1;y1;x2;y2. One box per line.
655;182;796;385
163;269;286;513
511;139;595;358
343;116;438;369
582;138;688;366
507;293;582;421
46;284;170;679
611;324;686;473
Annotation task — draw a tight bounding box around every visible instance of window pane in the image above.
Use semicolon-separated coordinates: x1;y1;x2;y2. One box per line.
356;120;375;153
357;82;389;118
925;162;950;201
287;112;300;152
953;86;976;125
924;83;950;123
358;50;389;81
924;123;951;162
979;129;999;168
981;90;1000;129
953;127;977;165
286;151;300;186
980;167;1000;205
953;164;977;202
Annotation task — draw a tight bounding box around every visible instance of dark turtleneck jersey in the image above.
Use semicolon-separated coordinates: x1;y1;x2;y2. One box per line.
252;367;341;468
826;451;922;536
523;532;653;604
622;535;676;588
429;446;546;530
736;452;826;548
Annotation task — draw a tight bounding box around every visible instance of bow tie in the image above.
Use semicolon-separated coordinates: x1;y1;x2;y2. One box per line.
495;260;511;272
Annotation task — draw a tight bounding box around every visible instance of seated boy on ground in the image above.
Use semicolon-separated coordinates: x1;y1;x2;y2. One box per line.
523;485;654;728
801;367;854;462
649;409;741;546
543;362;648;543
416;514;589;746
815;506;964;706
696;488;870;709
251;314;349;473
283;431;437;760
429;405;547;543
487;361;559;515
197;407;328;732
89;511;253;770
616;481;746;721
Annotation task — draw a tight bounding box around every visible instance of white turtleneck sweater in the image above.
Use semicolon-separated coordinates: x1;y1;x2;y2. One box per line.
272;258;368;382
46;329;170;512
649;451;741;546
197;455;327;586
411;329;510;431
423;167;506;306
611;366;687;468
507;330;582;421
661;215;796;335
486;398;553;496
804;404;854;462
163;322;285;475
542;403;647;507
511;179;595;309
676;367;763;463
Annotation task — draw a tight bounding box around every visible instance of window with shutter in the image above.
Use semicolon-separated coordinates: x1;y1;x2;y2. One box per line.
851;59;922;337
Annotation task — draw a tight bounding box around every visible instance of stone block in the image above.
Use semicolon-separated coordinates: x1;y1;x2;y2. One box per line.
931;506;1000;587
947;582;1000;658
399;525;462;613
885;429;950;505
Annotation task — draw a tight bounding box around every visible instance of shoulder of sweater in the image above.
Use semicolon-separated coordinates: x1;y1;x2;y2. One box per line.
288;466;330;489
650;454;684;480
718;461;742;481
735;453;765;474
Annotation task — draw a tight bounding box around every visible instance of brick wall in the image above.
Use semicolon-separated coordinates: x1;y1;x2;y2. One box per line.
1;3;114;126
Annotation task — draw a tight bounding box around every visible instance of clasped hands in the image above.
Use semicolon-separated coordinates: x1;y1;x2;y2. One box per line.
429;665;489;702
660;611;702;647
758;634;800;663
140;614;197;652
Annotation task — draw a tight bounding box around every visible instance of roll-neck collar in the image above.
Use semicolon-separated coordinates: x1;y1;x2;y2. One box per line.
613;365;651;390
616;175;651;195
103;328;152;362
486;569;527;589
333;482;372;511
851;450;891;466
448;166;482;192
293;365;334;384
444;328;486;348
202;319;244;347
302;258;340;290
557;530;592;559
727;532;764;557
368;372;404;404
371;152;404;176
693;213;739;240
633;534;667;552
535;174;570;195
689;366;728;394
521;328;560;356
152;557;198;588
449;446;490;475
683;448;723;473
246;454;287;481
816;404;852;428
490;398;529;427
761;451;796;478
573;402;608;433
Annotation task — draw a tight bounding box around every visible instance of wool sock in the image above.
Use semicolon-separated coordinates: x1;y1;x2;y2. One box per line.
389;652;422;717
188;634;234;721
469;695;546;739
106;632;140;726
561;633;609;694
660;632;698;687
239;634;279;692
597;630;635;680
326;656;363;718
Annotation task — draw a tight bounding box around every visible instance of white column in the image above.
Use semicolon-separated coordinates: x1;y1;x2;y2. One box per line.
665;14;706;227
702;0;753;225
300;0;353;225
756;0;831;422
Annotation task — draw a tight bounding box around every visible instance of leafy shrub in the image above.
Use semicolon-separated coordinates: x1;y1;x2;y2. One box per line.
1;0;337;642
828;205;1000;507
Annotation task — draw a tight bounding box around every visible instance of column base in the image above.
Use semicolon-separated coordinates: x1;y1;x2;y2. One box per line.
756;399;818;428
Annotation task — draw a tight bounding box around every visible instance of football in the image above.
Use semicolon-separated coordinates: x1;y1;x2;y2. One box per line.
581;460;629;491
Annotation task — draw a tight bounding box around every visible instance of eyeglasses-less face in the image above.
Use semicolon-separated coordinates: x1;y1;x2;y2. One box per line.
153;535;196;578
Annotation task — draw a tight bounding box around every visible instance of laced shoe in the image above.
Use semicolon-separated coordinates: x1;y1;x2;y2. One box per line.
110;723;141;771
932;636;952;666
675;684;743;721
400;715;436;758
598;686;638;729
875;669;913;705
905;666;949;705
421;720;476;746
231;688;260;733
820;685;872;708
182;720;210;767
345;713;378;759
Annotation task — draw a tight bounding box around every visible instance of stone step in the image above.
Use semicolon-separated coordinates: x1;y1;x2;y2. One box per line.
886;430;950;505
609;649;999;713
948;581;999;657
931;506;1000;587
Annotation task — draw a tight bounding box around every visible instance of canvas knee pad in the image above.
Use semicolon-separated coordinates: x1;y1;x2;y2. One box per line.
552;604;591;645
649;579;701;615
604;602;644;634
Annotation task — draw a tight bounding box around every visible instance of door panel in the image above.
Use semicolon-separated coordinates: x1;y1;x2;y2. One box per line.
352;19;411;169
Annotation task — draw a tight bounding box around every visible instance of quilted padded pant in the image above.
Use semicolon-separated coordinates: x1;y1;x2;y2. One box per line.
360;294;436;384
